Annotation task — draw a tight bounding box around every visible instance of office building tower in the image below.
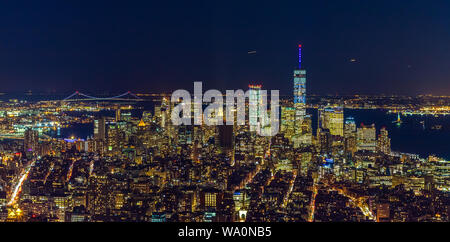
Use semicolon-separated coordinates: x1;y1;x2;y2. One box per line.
319;106;344;136
280;106;295;140
177;125;193;145
344;117;357;154
24;128;39;152
115;109;121;122
357;123;377;152
248;84;262;133
293;116;313;148
216;125;234;153
293;45;307;133
317;128;332;154
94;117;106;141
344;117;357;138
377;127;391;154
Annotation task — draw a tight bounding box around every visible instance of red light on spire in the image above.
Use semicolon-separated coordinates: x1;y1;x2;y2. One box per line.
298;44;302;48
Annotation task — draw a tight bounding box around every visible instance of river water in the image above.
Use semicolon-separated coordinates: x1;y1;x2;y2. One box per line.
308;108;450;160
2;93;448;160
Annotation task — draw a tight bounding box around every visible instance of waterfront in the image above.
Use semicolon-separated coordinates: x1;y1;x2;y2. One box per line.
345;109;450;160
54;107;450;160
307;108;449;160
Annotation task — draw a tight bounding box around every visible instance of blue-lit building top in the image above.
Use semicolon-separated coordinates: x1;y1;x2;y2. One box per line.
345;116;356;124
293;69;306;105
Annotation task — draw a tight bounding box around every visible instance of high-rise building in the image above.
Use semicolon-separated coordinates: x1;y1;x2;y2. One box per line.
319;106;344;136
293;116;313;148
344;117;357;155
248;84;262;133
107;124;125;154
234;132;253;165
377;127;391;154
94;117;106;141
159;96;171;128
24;128;39;152
293;45;306;133
115;109;121;122
216;125;234;153
344;117;357;138
280;106;295;140
177;125;193;145
87;175;111;216
357;123;377;152
291;44;313;147
317;128;332;154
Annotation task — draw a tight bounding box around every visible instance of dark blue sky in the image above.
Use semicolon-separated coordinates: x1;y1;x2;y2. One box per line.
0;0;449;95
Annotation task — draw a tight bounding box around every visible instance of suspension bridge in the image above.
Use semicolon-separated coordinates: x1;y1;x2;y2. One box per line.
61;91;144;101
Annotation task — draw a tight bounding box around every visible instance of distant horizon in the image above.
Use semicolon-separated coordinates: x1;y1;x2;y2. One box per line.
0;90;449;97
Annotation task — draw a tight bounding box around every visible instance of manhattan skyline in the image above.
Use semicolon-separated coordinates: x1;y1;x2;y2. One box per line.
0;0;449;228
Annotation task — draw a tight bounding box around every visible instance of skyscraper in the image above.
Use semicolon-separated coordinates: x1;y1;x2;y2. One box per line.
94;117;106;141
357;123;377;152
319;106;344;136
344;117;357;155
115;109;121;122
344;117;357;138
293;44;306;132
377;127;391;154
24;128;39;152
216;125;234;153
291;44;313;148
280;106;295;140
249;84;262;133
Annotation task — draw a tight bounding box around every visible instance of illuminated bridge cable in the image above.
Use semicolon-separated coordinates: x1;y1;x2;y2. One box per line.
62;91;142;101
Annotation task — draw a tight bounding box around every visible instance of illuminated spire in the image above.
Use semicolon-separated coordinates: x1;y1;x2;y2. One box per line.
298;44;302;69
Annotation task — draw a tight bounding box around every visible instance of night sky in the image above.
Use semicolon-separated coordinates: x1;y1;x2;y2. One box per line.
0;0;449;95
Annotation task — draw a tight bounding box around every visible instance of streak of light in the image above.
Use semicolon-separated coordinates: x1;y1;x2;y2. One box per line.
43;163;54;185
66;160;76;182
7;160;36;206
282;173;296;208
331;186;376;221
308;181;318;222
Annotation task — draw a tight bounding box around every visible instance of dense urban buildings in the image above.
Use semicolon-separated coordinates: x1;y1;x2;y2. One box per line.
0;46;448;223
0;10;449;242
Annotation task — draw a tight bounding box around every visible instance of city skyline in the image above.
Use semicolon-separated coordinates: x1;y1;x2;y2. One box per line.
0;0;449;230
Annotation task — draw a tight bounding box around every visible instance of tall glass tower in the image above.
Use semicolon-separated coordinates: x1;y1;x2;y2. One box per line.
294;44;306;128
249;84;262;133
